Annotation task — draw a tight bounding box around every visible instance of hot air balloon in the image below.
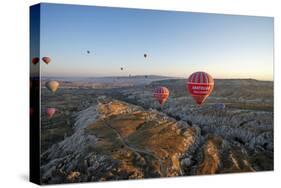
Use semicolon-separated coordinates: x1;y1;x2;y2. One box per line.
32;57;40;65
154;86;169;106
144;53;147;58
46;108;56;119
45;81;59;93
42;57;51;64
187;71;214;105
120;67;123;71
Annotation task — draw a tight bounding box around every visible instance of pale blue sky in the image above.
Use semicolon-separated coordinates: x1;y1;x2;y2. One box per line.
39;3;274;80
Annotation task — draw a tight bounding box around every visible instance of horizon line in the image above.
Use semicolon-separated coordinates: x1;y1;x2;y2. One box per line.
40;75;273;82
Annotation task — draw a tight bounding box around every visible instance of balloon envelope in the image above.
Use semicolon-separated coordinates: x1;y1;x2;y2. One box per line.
32;57;40;65
46;108;56;119
154;86;169;106
187;72;214;105
42;57;51;64
144;54;147;58
46;81;59;93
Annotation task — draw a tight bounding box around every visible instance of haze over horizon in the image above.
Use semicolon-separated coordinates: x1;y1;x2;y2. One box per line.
37;3;274;81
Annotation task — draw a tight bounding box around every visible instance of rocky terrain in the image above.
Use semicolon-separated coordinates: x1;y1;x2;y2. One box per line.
40;78;273;184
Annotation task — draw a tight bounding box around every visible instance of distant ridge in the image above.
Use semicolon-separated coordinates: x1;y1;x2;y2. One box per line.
42;75;179;79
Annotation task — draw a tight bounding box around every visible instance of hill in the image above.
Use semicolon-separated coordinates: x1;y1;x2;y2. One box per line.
40;98;272;184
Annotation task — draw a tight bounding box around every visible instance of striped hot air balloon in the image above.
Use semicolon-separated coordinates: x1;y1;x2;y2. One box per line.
154;86;169;106
187;71;214;105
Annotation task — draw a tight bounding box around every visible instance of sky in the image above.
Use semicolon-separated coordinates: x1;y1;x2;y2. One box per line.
37;3;274;80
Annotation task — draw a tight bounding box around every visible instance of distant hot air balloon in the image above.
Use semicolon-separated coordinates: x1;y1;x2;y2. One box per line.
144;53;147;58
42;57;51;64
154;86;169;106
45;81;59;93
120;67;124;71
46;108;56;119
32;57;40;65
87;50;90;54
187;71;214;105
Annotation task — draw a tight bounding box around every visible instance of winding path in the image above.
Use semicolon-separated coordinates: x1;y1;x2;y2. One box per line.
104;121;167;176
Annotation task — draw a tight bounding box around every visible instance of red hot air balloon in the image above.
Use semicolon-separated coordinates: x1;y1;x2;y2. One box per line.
32;57;40;65
187;71;214;105
154;86;169;106
46;108;56;119
42;57;51;64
